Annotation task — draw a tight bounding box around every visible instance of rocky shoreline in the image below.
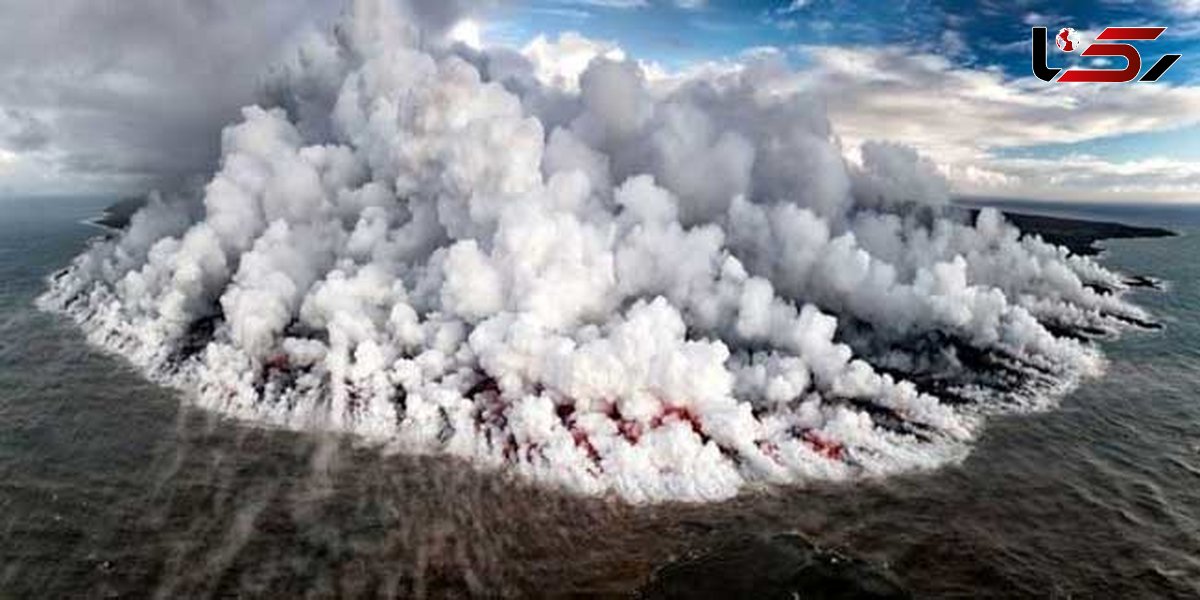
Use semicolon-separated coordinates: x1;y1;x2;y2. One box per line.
962;208;1175;292
966;209;1176;257
91;196;147;230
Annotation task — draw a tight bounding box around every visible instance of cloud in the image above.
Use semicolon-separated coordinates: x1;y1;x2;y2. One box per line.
1164;0;1200;17
597;39;1200;200
0;108;50;151
940;29;968;57
404;0;499;33
985;154;1200;199
530;7;595;19
0;0;500;196
449;19;485;49
0;148;18;168
781;0;810;13
521;31;627;90
0;0;348;195
44;3;1151;502
2;1;1193;202
789;45;1200;199
542;0;705;9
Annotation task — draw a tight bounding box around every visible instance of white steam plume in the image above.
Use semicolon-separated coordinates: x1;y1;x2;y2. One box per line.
41;0;1155;503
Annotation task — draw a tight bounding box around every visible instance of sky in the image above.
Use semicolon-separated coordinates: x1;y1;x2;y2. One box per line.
1;0;1198;201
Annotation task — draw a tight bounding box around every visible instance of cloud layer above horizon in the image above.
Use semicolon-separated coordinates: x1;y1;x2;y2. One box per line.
0;0;1198;201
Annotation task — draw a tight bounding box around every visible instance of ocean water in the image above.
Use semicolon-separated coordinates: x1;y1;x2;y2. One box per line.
2;196;1200;598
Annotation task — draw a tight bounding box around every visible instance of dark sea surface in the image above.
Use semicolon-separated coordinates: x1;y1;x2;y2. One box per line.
3;196;1200;598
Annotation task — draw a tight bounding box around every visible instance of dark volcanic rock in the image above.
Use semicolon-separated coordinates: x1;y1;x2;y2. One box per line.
965;209;1175;257
638;533;910;600
1123;274;1162;290
93;196;148;230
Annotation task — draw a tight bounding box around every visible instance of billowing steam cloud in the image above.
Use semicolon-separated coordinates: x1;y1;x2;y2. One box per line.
42;0;1154;503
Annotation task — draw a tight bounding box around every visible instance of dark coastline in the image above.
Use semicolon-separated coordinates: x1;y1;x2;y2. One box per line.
92;196;147;230
639;209;1177;598
964;208;1176;257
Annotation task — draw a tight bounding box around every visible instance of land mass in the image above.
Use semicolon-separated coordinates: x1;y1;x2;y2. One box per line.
965;208;1176;257
93;196;148;230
